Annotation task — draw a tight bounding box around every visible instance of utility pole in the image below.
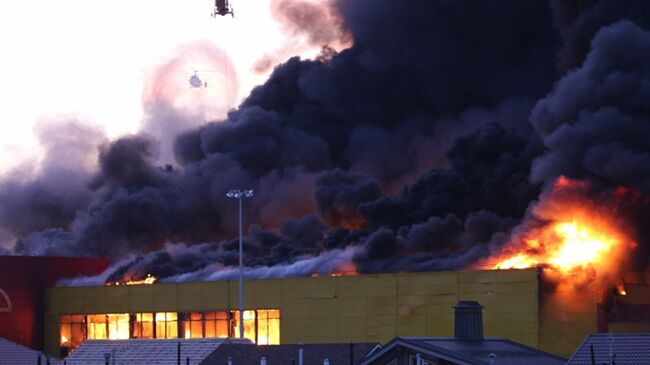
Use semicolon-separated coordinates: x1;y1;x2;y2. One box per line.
226;189;254;339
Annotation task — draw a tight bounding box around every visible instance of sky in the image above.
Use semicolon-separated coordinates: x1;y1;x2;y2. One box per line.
0;0;324;172
3;0;650;284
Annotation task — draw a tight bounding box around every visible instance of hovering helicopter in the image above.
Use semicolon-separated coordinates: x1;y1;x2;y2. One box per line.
189;71;208;88
212;0;234;17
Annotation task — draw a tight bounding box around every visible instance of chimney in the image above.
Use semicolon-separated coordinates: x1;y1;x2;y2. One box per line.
454;301;484;340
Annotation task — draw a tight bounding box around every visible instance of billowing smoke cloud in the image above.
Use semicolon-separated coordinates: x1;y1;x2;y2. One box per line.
2;120;106;253
528;19;650;268
141;40;239;165
549;0;650;72
8;0;650;284
253;0;350;73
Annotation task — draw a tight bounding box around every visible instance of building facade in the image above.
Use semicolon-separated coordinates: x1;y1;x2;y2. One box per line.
45;268;599;358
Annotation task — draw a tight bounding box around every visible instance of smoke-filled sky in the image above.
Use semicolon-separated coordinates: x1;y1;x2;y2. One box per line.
0;0;337;171
2;0;650;285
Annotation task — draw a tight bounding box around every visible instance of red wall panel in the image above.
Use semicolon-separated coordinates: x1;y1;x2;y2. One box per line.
0;256;107;350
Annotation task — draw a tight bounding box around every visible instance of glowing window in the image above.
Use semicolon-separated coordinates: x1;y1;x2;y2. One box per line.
107;314;130;340
257;309;280;345
86;314;107;340
231;310;256;343
182;312;204;339
204;311;229;338
133;313;154;339
155;312;178;339
60;315;85;352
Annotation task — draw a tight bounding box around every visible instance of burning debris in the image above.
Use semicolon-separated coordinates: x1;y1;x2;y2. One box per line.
107;274;157;286
0;0;649;291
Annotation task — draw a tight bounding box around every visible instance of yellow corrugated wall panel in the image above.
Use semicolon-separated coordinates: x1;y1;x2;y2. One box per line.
538;286;598;358
106;285;129;297
494;268;538;282
366;325;397;343
150;295;178;312
280;277;315;299
308;298;338;318
82;295;108;314
338;316;368;342
201;293;229;310
129;292;155;312
127;284;154;299
177;282;202;297
281;299;310;318
177;293;204;312
458;270;497;284
49;290;83;314
46;269;549;356
338;297;367;317
398;272;433;287
151;283;178;296
458;283;496;294
103;293;129;313
43;314;60;357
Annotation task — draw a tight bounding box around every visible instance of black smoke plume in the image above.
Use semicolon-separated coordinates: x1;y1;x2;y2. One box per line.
5;0;650;283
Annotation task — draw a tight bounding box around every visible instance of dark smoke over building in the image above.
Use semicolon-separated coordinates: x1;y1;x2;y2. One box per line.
3;0;650;284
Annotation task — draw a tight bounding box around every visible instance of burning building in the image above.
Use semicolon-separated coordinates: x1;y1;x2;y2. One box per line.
2;0;650;362
40;267;650;359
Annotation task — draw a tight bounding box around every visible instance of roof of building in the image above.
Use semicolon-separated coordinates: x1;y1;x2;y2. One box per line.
567;333;650;365
0;337;62;365
201;343;379;365
64;338;252;365
360;337;567;365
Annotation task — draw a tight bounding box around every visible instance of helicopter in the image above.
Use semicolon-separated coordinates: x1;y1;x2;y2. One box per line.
189;71;208;88
212;0;234;17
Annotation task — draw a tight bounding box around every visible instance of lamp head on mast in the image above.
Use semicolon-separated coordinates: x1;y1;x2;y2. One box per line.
226;189;254;199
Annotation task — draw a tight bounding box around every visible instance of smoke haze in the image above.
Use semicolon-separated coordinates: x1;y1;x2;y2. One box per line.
2;0;650;284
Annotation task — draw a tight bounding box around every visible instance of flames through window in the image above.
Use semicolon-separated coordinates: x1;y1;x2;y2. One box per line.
60;309;280;353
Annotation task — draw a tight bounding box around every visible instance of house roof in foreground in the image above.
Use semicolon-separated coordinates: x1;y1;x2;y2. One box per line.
64;338;251;365
567;333;650;365
361;336;566;365
0;337;62;365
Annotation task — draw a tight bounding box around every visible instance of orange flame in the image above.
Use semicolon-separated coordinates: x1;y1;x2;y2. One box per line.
481;176;637;287
311;261;358;277
616;280;627;296
492;220;621;274
107;274;157;286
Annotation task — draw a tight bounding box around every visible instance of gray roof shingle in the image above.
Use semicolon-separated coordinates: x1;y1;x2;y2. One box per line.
0;337;62;365
567;333;650;365
64;338;252;365
361;337;566;365
202;343;379;365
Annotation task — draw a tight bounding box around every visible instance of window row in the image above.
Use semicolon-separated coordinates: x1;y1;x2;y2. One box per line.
60;309;280;354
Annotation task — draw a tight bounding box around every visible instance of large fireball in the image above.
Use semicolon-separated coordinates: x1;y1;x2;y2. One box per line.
480;176;637;286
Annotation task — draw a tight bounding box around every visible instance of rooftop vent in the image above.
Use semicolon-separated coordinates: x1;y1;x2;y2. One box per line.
454;301;484;340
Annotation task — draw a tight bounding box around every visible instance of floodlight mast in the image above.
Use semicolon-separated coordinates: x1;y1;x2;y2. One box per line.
226;189;254;339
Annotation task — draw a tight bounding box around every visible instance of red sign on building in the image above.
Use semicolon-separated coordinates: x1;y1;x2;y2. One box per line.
0;256;107;351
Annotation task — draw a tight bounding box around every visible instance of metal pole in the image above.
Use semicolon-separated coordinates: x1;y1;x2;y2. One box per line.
238;196;244;339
